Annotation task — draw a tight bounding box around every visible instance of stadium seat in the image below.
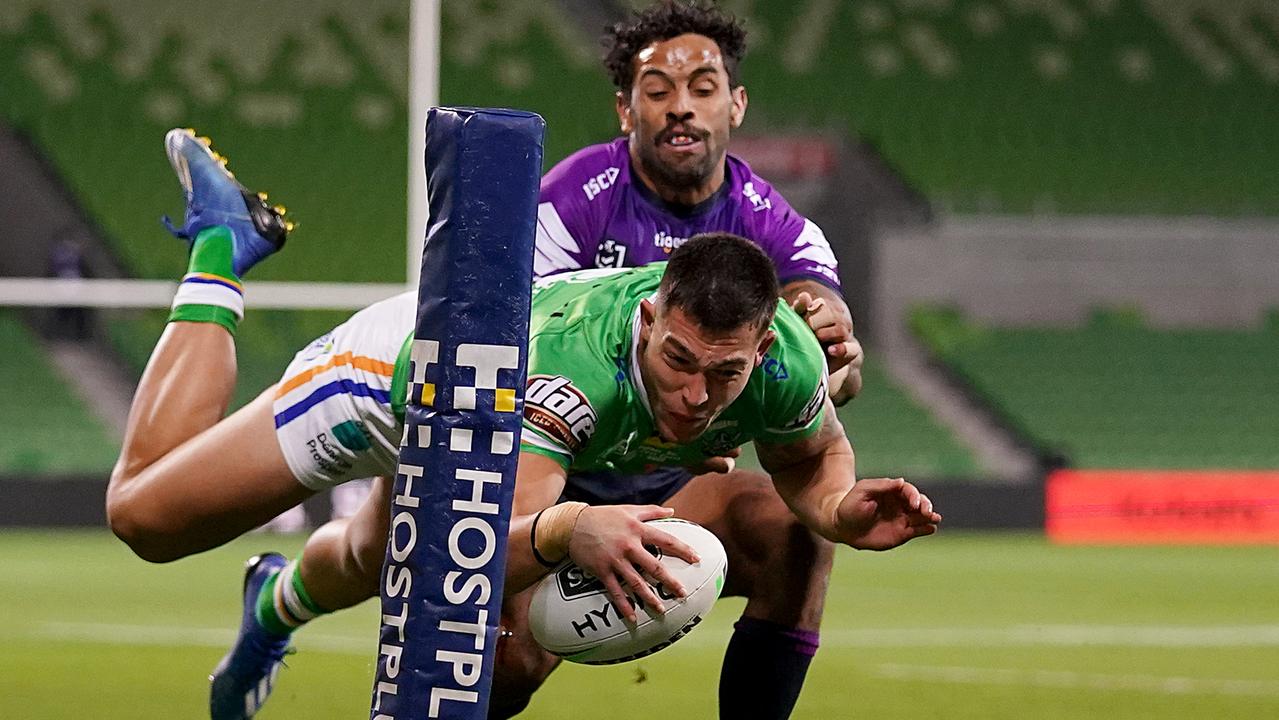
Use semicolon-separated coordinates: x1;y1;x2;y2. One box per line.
911;307;1279;469
0;311;119;473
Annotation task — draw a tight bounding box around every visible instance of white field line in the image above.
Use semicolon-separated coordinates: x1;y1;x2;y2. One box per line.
873;663;1279;697
11;621;1279;653
810;624;1279;648
16;621;371;654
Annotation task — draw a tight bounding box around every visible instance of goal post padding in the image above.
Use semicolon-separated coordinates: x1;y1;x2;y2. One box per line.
371;106;544;720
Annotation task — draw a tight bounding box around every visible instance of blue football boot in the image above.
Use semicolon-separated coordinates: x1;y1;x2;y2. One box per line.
162;128;291;277
209;552;292;720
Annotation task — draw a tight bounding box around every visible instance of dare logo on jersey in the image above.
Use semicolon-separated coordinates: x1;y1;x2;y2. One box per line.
526;374;598;453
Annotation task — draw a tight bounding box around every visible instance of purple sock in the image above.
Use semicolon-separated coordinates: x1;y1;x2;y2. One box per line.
718;617;820;719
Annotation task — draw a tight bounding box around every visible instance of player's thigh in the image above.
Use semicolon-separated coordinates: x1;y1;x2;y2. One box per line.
663;469;801;598
108;385;314;560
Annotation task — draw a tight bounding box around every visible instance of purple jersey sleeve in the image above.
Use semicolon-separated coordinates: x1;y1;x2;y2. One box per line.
734;161;842;289
534;142;622;278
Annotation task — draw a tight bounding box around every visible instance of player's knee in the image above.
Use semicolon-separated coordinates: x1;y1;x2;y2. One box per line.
346;521;389;597
764;503;833;571
105;478;181;563
733;487;834;584
781;512;835;577
492;630;559;706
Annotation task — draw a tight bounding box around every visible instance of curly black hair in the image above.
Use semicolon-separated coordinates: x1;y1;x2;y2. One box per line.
603;1;748;95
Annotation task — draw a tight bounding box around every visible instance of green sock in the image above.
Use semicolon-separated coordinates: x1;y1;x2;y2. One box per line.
168;225;243;335
254;558;328;636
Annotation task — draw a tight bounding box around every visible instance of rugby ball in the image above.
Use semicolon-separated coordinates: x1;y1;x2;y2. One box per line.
528;518;727;665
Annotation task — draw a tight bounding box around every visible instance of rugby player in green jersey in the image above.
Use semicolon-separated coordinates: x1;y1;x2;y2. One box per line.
108;129;940;718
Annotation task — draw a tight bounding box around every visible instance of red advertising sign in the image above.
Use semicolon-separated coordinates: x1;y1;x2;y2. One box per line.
1046;470;1279;544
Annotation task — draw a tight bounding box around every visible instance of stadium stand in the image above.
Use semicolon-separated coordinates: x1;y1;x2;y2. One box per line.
911;306;1279;469
6;0;1270;478
0;311;119;473
735;0;1279;214
835;355;980;477
0;1;986;479
4;0;1276;277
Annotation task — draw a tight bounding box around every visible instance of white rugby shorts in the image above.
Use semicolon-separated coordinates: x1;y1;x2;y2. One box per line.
272;291;414;490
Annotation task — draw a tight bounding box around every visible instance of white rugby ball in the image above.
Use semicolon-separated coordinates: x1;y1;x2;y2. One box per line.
528;517;727;665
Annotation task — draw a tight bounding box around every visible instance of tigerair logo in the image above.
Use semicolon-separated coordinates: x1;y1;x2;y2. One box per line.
525;375;597;452
653;230;689;254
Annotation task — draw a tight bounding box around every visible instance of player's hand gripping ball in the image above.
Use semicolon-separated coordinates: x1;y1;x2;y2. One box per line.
528;518;727;664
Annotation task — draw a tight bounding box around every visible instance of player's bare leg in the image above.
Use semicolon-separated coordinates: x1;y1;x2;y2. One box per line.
666;468;833;720
108;128;304;561
292;476;393;610
105;128;312;720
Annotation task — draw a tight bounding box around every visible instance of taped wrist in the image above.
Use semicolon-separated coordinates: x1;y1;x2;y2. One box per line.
531;501;589;567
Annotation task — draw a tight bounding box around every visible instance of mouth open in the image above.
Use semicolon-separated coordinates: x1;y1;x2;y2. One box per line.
659;127;705;151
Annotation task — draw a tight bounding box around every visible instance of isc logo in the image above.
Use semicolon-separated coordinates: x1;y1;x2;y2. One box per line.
581;166;621;201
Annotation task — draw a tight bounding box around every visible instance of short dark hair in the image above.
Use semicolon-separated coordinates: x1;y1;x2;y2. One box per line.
603;1;748;96
658;233;779;333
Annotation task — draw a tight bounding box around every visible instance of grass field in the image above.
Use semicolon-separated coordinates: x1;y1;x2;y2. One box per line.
2;530;1277;719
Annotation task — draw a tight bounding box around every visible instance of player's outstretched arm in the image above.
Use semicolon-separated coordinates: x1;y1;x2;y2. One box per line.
757;399;941;550
783;280;863;404
831;477;941;550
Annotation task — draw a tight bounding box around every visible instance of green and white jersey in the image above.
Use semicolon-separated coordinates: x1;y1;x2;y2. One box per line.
516;264;828;474
281;265;826;492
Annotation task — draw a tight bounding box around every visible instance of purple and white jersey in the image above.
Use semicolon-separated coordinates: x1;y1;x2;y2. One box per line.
534;137;840;288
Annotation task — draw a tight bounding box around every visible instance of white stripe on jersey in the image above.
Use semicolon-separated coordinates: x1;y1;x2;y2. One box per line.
520;426;572;460
790;219;838;269
534;202;583;278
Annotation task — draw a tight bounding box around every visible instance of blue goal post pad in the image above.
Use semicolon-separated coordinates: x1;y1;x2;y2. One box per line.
371;107;544;720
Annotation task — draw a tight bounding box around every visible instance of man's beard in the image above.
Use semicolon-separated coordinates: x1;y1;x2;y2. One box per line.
636;139;720;196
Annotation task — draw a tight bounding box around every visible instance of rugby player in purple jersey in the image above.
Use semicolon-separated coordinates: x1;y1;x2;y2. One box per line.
535;3;862;406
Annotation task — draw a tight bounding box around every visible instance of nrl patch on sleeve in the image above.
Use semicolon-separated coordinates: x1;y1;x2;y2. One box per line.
782;373;827;431
525;374;598;453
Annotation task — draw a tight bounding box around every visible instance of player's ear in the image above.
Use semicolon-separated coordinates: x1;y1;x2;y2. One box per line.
754;328;775;364
729;85;748;129
640;298;656;337
616;91;633;135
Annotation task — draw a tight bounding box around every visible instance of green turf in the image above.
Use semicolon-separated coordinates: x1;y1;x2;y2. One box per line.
1;530;1275;718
